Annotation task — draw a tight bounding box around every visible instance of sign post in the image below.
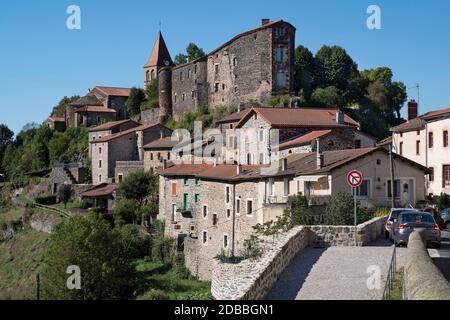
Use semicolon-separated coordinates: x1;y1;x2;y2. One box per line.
347;170;364;247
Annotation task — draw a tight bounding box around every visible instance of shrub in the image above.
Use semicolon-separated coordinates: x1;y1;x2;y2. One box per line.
242;235;263;260
137;289;169;300
57;184;74;208
114;199;139;225
79;199;94;209
35;195;57;205
436;193;450;212
373;207;389;218
151;236;175;264
114;224;150;259
324;192;370;225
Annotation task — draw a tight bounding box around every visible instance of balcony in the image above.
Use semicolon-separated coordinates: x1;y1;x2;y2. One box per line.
265;195;290;204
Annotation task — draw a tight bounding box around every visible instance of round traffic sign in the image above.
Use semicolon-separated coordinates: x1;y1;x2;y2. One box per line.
347;170;363;188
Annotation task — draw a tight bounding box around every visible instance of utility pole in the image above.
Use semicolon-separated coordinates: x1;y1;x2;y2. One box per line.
389;143;395;208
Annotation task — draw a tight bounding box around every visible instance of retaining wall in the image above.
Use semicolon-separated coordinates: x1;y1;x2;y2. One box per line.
403;230;450;300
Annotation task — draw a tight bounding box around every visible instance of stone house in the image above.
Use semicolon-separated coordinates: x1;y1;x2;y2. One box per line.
66;86;131;128
43;116;66;131
158;147;427;279
90;123;172;185
391;100;450;197
81;183;118;211
144;19;296;122
221;107;364;165
143;136;180;173
88;119;140;157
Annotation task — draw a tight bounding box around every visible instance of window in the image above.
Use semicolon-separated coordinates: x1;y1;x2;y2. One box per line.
151;69;155;80
118;174;123;184
275;27;285;37
214;83;219;93
444;165;450;187
214;64;219;74
269;178;275;196
236;197;241;214
246;200;253;216
387;180;401;199
150;153;154;161
174;94;177;103
188;69;191;79
276;72;285;87
183;193;188;210
222;83;226;90
259;153;265;165
356;180;371;197
99;147;102;154
157;152;161;160
98;160;102;168
146;70;150;82
429;132;434;148
194;65;197;74
167;152;171;160
234;86;238;93
184;178;189;186
284;178;290;197
171;204;177;222
225;186;230;204
276;47;284;62
179;72;183;81
202;205;208;218
182;93;185;101
195;194;200;203
399;142;403;156
247;153;252;165
99;175;102;183
233;57;237;66
444;131;449;147
417;130;420;135
226;209;231;219
258;130;265;142
355;140;361;149
376;159;381;165
429;167;434;182
223;234;229;249
212;214;218;226
416;140;420;155
202;231;208;244
171;181;177;196
195;177;200;186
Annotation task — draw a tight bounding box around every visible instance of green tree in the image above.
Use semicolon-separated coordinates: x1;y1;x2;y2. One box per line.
174;53;188;65
58;184;74;208
186;43;206;61
141;79;159;111
51;96;80;117
114;198;139;225
311;86;343;107
126;87;146;117
287;194;310;225
117;170;158;205
294;45;315;97
314;45;358;93
41;215;136;300
0;124;14;172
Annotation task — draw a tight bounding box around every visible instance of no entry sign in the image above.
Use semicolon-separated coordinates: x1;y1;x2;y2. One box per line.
347;170;363;188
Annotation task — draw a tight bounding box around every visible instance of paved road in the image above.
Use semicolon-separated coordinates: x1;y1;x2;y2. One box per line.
429;230;450;281
266;239;407;300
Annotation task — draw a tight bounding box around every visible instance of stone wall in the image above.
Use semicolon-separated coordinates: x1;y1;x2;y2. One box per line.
210;216;387;300
211;226;312;300
403;230;450;300
27;212;62;234
140;108;160;125
309;216;386;247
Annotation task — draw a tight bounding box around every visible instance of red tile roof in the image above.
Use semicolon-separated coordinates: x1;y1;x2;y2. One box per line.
278;130;333;150
94;86;131;97
92;123;170;143
144;32;175;68
47;116;65;123
74;106;116;113
143;136;181;150
159;163;211;176
391;107;450;133
88;119;140;132
235;107;360;129
160;163;263;181
81;183;118;198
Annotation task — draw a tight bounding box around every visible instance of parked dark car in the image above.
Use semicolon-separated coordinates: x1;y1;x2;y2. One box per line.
385;208;417;239
441;208;450;230
392;211;441;248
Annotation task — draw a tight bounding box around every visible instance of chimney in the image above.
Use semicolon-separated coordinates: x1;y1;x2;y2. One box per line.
163;159;168;170
316;138;324;169
317;153;324;170
336;110;345;125
282;158;288;172
236;164;242;175
408;99;418;121
261;18;270;26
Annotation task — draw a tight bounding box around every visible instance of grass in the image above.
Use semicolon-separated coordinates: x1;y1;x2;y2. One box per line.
387;268;404;300
0;227;50;300
50;202;82;211
134;258;213;300
0;206;23;225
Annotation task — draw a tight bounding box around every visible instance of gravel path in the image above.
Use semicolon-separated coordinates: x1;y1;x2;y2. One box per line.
266;240;406;300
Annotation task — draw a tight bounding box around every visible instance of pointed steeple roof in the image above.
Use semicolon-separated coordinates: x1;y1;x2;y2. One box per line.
144;32;175;68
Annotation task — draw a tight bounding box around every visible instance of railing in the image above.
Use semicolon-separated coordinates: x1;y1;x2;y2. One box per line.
382;246;397;300
34;203;71;219
265;195;289;204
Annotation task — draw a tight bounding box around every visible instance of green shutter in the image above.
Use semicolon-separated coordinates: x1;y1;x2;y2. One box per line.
183;193;188;210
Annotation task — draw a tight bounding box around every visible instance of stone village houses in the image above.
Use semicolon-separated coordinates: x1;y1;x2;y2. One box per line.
158;147;427;280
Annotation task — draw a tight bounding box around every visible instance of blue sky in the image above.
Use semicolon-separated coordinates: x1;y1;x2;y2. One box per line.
1;0;450;134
